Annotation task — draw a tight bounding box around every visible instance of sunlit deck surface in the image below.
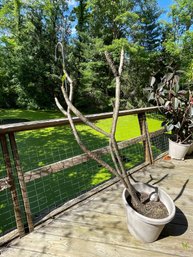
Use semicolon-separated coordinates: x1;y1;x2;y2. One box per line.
1;158;193;257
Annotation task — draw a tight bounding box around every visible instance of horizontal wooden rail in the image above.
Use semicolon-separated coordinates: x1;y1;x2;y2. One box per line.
0;106;160;134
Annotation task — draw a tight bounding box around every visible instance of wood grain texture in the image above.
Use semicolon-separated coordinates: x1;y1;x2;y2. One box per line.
1;158;193;257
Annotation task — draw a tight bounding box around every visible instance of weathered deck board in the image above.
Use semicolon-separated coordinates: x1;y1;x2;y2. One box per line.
1;158;193;257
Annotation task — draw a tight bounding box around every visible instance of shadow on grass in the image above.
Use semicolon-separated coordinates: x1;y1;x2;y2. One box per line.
0;118;30;124
0;109;63;121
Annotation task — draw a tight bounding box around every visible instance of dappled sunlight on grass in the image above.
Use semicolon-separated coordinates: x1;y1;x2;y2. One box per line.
16;124;108;172
91;168;113;186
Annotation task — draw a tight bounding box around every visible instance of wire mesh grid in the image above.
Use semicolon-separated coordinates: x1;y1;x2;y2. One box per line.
0;111;168;238
151;134;169;159
146;112;169;159
0;188;16;235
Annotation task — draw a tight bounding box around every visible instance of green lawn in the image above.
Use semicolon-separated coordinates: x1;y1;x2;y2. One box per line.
0;108;64;121
0;109;165;235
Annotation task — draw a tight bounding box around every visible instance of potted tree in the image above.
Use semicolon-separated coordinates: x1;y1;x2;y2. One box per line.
55;43;175;243
145;69;193;160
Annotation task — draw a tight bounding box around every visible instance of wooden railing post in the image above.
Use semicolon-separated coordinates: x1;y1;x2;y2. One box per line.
9;132;34;233
138;113;154;164
0;134;25;237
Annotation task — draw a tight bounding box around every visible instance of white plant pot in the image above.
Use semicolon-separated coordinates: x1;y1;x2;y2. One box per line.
169;139;190;160
122;183;176;243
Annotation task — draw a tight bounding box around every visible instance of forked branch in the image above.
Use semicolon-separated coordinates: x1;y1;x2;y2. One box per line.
55;45;143;209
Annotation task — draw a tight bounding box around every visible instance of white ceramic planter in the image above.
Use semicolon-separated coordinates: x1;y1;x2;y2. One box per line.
169;139;190;160
122;183;176;243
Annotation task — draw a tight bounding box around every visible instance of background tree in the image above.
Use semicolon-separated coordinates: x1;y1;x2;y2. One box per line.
121;0;163;108
0;0;193;111
0;0;71;109
72;0;140;111
162;0;193;86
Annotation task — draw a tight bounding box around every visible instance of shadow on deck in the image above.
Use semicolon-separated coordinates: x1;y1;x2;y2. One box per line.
1;158;193;257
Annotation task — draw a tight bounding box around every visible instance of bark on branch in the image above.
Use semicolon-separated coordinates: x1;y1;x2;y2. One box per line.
56;45;144;210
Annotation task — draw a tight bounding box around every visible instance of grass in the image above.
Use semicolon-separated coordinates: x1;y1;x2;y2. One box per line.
0;109;165;235
0;108;64;121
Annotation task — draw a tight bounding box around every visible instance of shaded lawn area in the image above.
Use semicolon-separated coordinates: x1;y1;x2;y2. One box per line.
0;109;64;123
0;110;164;235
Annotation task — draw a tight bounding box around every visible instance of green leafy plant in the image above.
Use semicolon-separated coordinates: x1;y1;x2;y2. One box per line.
145;68;193;143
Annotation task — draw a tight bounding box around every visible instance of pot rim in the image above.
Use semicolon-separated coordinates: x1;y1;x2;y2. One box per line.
122;183;176;225
169;138;191;147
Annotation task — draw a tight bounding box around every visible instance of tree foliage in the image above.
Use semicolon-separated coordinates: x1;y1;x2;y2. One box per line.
0;0;193;111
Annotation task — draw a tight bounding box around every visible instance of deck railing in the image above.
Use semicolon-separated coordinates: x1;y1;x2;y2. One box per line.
0;106;168;244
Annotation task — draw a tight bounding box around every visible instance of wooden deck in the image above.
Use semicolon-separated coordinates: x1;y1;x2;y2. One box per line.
1;158;193;257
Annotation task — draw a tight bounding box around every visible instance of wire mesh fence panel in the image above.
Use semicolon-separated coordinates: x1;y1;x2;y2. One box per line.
0;110;168;239
146;112;169;159
26;158;115;222
120;143;145;169
15;126;84;172
14;115;143;173
0;136;17;238
0;189;16;236
151;134;169;159
0;160;29;238
0;147;6;179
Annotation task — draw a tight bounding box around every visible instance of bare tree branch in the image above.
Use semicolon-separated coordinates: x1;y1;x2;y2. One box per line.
60;85;111;137
105;51;118;77
55;97;128;186
56;45;144;210
118;48;124;76
55;43;110;138
105;50;128;176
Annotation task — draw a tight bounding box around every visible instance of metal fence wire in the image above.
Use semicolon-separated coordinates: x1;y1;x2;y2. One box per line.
0;109;169;243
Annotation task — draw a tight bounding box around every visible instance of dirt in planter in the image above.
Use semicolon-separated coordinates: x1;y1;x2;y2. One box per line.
127;192;169;219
